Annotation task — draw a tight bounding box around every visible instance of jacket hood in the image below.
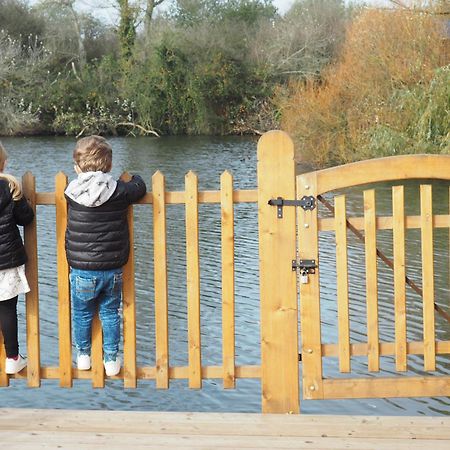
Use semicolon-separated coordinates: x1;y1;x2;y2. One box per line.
65;171;117;207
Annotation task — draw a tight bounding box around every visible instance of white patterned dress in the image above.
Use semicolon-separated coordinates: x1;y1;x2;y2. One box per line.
0;265;30;301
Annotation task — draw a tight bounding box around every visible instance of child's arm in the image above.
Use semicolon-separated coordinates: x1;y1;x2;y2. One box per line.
13;196;34;226
123;174;147;204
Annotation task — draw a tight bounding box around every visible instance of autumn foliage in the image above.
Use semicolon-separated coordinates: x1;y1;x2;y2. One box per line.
280;7;449;166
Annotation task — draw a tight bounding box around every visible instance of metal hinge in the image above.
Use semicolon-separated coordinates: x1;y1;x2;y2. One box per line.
292;259;318;273
268;196;316;218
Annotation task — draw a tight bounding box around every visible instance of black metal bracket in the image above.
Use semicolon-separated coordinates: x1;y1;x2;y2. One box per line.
292;259;318;273
268;196;316;218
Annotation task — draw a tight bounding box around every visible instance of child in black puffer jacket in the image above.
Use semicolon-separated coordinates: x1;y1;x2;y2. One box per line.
0;142;34;374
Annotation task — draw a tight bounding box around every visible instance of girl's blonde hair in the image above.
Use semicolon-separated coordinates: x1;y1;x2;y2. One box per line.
0;142;23;201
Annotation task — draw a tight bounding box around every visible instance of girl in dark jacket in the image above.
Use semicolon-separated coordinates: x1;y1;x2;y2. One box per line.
0;143;34;374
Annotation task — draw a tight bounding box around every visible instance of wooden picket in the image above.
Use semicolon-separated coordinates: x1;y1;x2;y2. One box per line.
221;171;235;389
152;171;169;389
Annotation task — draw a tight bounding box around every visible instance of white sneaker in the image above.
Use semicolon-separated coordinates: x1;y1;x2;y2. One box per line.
5;354;27;374
104;358;121;376
77;354;91;370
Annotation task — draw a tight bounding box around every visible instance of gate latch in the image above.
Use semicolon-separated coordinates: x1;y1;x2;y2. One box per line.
268;196;316;218
292;259;318;273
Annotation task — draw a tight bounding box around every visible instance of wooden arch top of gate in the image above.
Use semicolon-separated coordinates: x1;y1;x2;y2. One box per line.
303;154;450;195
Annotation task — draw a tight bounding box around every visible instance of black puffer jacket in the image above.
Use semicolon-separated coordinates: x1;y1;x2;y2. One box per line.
0;179;34;270
65;174;146;270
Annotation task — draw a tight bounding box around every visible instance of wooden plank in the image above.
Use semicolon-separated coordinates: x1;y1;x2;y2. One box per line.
185;171;202;389
363;189;379;372
334;195;350;373
257;131;299;413
9;364;262;381
1;410;449;450
152;171;169;389
36;190;258;206
315;154;450;195
322;340;450;357
221;171;235;388
22;172;41;387
0;334;8;386
319;214;450;232
297;170;323;401
420;184;436;371
4;429;450;450
392;186;407;372
91;314;104;388
323;376;450;399
55;172;72;387
121;173;137;388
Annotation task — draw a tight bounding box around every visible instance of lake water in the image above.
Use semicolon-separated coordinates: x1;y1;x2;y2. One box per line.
0;136;449;415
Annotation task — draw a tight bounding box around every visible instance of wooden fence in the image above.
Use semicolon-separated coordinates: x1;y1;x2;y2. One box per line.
0;131;298;414
0;131;449;414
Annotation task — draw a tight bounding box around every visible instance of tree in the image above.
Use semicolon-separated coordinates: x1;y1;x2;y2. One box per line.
117;0;137;62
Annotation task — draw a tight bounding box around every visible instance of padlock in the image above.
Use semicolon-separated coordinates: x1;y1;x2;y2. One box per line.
300;270;309;284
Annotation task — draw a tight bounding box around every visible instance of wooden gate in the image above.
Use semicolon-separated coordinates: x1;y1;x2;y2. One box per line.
296;155;450;400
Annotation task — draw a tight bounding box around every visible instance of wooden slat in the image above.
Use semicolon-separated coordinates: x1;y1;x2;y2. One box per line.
8;364;261;381
36;190;258;206
297;171;323;401
91;314;104;388
55;172;72;387
22;172;41;387
258;131;299;412
221;171;235;389
0;334;8;386
315;154;450;195
1;409;450;442
319;214;450;232
363;190;379;372
121;173;137;388
392;186;407;371
335;195;350;373
322;340;450;357
420;184;436;371
152;171;169;389
323;376;450;399
185;171;202;389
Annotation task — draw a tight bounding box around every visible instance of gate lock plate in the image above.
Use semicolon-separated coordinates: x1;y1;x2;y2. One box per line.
268;196;316;218
292;259;318;273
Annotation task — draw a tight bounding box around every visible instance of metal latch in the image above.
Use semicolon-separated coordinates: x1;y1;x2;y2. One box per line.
268;196;316;218
293;259;318;285
292;259;318;273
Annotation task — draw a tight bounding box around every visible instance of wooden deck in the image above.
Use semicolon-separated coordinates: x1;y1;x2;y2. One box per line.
1;409;449;449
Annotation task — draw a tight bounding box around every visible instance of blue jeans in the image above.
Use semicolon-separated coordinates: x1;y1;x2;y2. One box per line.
70;268;123;362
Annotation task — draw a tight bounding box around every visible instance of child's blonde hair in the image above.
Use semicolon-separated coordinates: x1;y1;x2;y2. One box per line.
73;135;113;173
0;142;23;201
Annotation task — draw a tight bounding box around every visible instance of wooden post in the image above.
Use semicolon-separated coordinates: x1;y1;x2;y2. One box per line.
185;171;202;389
0;334;8;387
55;172;72;388
257;131;299;414
221;171;235;389
23;172;41;387
121;173;137;388
153;171;169;389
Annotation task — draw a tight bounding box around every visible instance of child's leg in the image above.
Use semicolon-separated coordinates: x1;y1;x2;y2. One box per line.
0;296;19;358
98;269;122;362
70;270;98;356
